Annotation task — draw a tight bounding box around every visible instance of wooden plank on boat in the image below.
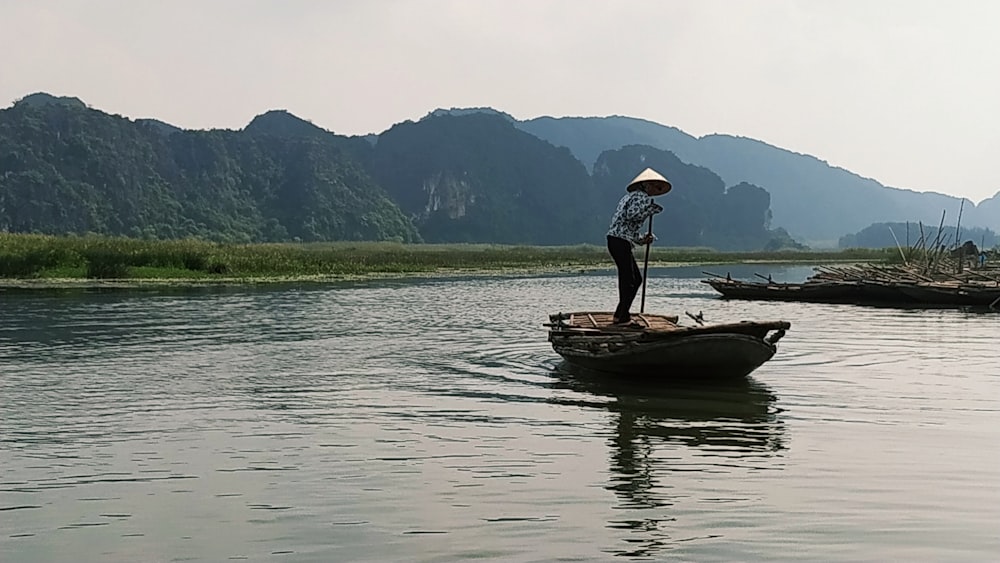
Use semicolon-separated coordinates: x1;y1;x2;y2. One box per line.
555;326;604;334
552;333;645;343
550;311;687;332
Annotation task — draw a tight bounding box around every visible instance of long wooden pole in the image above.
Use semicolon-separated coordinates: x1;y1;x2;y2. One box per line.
640;214;653;313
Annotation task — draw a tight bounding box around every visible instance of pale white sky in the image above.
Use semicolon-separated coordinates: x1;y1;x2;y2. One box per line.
2;0;999;202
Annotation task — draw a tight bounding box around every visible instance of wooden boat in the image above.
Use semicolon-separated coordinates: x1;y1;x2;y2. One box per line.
701;278;859;303
896;282;1000;308
703;261;1000;309
701;277;919;304
704;277;1000;309
546;311;790;378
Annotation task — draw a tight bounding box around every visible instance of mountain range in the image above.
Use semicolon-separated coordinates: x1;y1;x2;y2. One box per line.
513;113;999;244
1;92;995;249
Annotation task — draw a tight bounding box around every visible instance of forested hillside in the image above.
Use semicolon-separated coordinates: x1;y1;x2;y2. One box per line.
0;93;798;250
0;94;420;242
371;113;603;244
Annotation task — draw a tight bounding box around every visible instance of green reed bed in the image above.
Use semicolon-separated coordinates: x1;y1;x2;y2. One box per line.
0;233;895;282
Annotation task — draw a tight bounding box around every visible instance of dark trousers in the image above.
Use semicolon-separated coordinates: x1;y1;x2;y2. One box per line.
607;235;641;320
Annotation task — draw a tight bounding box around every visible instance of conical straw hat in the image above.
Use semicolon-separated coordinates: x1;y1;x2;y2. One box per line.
626;167;672;195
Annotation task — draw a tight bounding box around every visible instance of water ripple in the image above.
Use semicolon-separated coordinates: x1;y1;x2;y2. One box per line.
2;270;998;561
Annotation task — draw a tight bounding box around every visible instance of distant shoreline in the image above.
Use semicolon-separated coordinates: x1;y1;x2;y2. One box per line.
0;233;894;291
0;259;875;292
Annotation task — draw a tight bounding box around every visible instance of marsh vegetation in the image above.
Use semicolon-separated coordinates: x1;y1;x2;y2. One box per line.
0;233;896;283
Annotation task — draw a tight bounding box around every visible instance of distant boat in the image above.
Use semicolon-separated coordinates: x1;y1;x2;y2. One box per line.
895;282;1000;308
546;311;790;379
702;277;1000;309
701;278;865;303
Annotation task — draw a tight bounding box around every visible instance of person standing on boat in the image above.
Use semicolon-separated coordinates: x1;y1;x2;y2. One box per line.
606;168;672;325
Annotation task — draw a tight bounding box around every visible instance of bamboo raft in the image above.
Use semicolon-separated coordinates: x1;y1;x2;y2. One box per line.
546;311;790;378
704;223;1000;309
703;262;1000;309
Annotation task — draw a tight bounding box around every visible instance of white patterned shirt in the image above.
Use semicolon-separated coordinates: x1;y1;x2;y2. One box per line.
606;191;664;246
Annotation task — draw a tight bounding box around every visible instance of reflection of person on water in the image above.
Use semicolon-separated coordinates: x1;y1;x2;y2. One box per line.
610;410;661;509
597;375;786;558
606;168;671;326
549;366;788;558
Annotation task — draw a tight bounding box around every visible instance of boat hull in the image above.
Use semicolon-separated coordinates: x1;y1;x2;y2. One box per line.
552;333;778;378
702;279;916;304
896;284;1000;307
703;275;1000;309
546;312;789;379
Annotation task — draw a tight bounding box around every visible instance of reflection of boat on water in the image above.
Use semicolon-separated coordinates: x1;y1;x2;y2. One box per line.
551;362;785;455
546;311;790;379
550;363;786;558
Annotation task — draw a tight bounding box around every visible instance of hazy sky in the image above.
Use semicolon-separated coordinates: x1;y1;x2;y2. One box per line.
3;0;999;202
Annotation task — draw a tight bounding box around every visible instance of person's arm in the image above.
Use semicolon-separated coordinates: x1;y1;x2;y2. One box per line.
633;195;664;245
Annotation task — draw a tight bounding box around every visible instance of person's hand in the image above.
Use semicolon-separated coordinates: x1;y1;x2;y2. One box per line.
639;233;655;245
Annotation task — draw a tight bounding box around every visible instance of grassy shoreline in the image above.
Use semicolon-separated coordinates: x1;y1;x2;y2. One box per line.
0;233;896;290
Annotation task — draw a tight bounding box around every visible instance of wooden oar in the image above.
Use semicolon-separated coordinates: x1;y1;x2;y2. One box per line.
640;214;653;313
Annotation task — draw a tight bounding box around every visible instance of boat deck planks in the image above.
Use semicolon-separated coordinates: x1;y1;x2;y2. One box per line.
548;311;789;340
551;311;680;332
546;311;791;378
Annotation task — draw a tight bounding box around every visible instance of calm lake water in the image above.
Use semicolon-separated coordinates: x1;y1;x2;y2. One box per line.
2;265;998;562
